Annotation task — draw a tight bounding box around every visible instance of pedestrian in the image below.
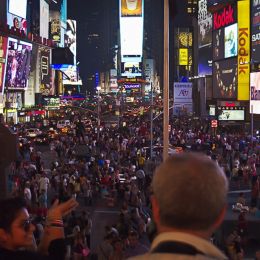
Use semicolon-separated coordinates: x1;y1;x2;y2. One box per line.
0;197;78;259
128;152;228;259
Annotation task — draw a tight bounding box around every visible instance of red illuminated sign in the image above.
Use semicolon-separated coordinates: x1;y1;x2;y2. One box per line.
213;5;235;30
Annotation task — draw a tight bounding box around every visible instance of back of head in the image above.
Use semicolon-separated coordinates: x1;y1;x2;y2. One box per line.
0;197;27;232
152;153;228;231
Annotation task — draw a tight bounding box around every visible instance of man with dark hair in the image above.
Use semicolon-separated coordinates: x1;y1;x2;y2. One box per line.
129;153;228;259
0;197;78;260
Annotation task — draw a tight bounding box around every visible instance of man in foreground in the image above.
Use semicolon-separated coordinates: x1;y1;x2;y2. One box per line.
129;153;228;259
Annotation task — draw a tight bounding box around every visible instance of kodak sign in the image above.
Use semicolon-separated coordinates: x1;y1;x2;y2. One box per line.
237;0;250;100
213;5;235;30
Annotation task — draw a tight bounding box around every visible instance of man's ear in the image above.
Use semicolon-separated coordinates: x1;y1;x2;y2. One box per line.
212;205;227;230
151;195;160;226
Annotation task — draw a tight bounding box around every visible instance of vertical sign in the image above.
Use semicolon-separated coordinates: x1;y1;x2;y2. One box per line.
237;0;250;100
0;36;8;94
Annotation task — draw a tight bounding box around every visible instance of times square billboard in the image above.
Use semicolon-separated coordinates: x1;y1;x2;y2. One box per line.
120;0;144;62
251;0;260;61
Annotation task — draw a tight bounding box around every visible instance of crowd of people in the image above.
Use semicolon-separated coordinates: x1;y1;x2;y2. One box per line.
1;113;260;259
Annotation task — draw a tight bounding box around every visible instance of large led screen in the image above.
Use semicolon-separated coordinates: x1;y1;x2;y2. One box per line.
120;17;143;58
9;0;27;19
218;109;245;121
213;28;224;60
225;23;238;58
7;14;27;35
213;58;237;99
121;0;142;17
40;0;49;39
65;20;76;65
198;0;212;48
52;64;82;85
251;72;260;100
198;45;212;76
5;38;32;90
0;36;8;94
121;61;142;77
251;0;260;61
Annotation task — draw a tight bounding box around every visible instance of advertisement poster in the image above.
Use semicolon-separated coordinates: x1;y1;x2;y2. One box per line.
251;72;260;100
238;0;250;101
213;28;224;60
198;0;212;47
39;48;53;96
224;23;238;58
218;109;245;121
0;36;8;94
121;0;142;17
7;13;27;35
213;58;237;99
173;82;193;104
49;11;61;43
179;48;188;65
251;0;260;60
5;38;32;90
40;0;49;39
250;72;260;114
65;20;76;65
198;45;212;76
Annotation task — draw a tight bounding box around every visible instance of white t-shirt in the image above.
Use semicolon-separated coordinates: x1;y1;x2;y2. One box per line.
24;187;32;201
39;177;49;191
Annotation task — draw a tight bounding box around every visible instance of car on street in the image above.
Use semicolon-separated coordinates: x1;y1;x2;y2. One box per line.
26;128;42;138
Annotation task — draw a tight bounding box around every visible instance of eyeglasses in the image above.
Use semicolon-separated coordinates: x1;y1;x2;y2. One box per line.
22;219;32;232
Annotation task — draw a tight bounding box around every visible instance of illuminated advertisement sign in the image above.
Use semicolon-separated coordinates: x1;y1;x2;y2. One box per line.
251;0;260;63
121;0;142;17
174;83;193;104
123;83;141;89
179;49;188;66
120;0;143;60
198;0;212;47
213;28;224;60
238;0;250;101
49;11;61;43
39;48;53;96
250;72;260;100
40;0;49;39
0;36;8;94
7;10;27;35
65;20;76;65
213;58;237;99
9;0;27;19
250;72;260;114
198;45;212;76
224;23;238;58
178;32;193;48
121;62;142;77
213;4;237;30
218;106;245;121
52;64;82;85
42;97;60;108
5;38;32;90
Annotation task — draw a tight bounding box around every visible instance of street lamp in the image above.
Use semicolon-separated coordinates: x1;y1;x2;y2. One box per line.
96;86;101;141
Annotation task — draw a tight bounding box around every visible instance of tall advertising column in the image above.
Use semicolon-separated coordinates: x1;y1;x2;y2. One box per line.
237;0;250;101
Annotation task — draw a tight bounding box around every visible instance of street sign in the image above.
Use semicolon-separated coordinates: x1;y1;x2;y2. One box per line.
211;120;218;128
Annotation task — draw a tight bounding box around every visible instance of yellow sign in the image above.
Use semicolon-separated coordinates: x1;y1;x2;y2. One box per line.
121;0;142;17
179;48;188;66
237;0;250;100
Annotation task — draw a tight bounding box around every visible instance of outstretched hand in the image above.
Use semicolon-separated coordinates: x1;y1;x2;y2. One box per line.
47;198;79;220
